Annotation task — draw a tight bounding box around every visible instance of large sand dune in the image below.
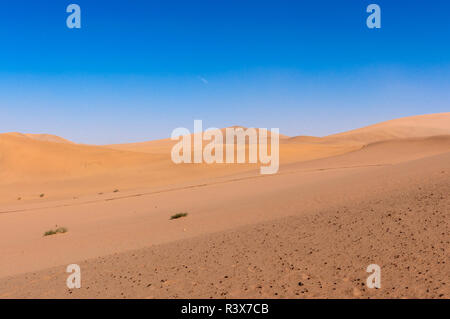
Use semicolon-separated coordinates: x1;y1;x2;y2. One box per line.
289;112;450;144
2;113;449;205
0;113;448;298
327;112;450;143
4;132;74;144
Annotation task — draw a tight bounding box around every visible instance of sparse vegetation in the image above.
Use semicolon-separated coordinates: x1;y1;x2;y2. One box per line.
40;193;45;198
170;212;188;220
113;189;119;193
43;227;68;237
17;197;21;200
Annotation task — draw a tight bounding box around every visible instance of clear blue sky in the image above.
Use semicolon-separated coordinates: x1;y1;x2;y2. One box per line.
0;0;449;144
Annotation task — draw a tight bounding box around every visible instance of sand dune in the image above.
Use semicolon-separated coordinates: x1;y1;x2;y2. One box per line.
1;112;447;204
0;127;351;204
325;112;450;143
0;133;163;181
0;113;449;298
285;135;450;171
4;132;74;144
288;112;450;145
106;126;289;154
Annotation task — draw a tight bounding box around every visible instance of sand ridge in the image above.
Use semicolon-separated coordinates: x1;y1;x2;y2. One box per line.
2;113;450;205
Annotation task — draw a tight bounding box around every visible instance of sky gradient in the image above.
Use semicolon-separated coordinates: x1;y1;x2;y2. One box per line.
0;0;449;144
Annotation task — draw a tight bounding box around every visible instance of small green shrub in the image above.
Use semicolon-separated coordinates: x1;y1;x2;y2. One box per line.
170;212;188;220
43;227;68;237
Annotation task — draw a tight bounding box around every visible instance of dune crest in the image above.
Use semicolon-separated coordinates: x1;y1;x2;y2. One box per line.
287;112;450;145
3;132;74;144
1;113;449;204
325;112;450;144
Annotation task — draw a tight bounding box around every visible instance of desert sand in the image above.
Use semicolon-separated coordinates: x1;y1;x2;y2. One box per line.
0;113;449;298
